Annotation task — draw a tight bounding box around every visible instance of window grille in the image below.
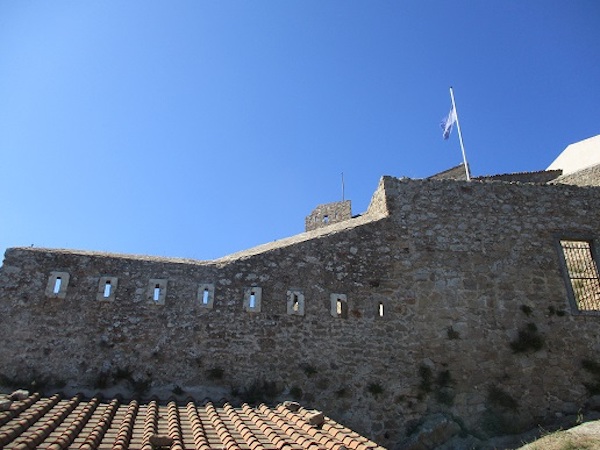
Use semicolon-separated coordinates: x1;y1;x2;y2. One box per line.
560;240;600;311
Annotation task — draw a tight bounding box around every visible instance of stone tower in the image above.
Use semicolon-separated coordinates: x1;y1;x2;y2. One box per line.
304;200;351;232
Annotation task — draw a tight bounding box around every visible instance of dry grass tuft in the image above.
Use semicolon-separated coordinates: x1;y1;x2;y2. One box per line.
518;429;600;450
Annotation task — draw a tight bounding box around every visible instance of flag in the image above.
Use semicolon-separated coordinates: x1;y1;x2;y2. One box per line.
441;105;457;140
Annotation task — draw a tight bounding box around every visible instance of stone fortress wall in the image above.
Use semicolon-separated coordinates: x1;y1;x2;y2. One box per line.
304;200;352;232
2;175;600;448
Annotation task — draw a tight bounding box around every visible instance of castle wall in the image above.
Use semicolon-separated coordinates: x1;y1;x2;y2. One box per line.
2;176;600;447
551;162;600;187
305;200;352;231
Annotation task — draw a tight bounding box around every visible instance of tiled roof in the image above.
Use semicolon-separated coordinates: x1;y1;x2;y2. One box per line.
0;391;384;450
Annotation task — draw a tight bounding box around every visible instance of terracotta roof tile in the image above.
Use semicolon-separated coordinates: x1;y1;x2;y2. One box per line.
0;392;385;450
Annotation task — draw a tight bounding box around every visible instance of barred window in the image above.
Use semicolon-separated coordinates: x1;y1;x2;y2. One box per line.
560;240;600;311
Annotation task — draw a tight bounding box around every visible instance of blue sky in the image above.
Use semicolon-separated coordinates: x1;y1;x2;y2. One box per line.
1;1;599;261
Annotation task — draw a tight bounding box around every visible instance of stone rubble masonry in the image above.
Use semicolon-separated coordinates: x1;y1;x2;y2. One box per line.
305;200;352;232
427;163;469;181
551;163;600;187
1;175;600;448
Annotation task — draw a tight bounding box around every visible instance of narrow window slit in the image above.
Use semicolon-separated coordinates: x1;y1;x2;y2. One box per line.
336;298;348;318
53;277;62;294
103;281;112;298
153;284;161;302
330;293;347;318
378;302;384;317
244;287;262;312
293;294;299;312
202;288;209;304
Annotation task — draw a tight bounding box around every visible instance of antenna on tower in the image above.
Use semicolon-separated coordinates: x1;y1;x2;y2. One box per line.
341;172;345;202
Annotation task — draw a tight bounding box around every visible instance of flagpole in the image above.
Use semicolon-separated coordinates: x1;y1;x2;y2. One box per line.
449;86;471;181
341;172;345;202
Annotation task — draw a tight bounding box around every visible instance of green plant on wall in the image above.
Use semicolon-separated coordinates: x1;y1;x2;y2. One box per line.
487;385;518;410
301;364;318;377
418;365;433;395
207;367;224;380
237;379;281;405
417;365;455;406
582;359;600;395
132;376;152;397
367;382;383;397
94;370;110;389
481;384;520;436
520;305;533;316
435;370;455;406
289;386;303;400
335;387;348;398
548;305;566;317
447;326;460;340
509;323;544;353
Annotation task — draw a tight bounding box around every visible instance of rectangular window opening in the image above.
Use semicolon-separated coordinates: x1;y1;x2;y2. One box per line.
560;240;600;311
103;281;112;298
153;284;161;302
53;277;62;294
202;288;210;304
378;302;384;317
323;215;329;224
336;298;347;318
249;292;256;309
292;294;299;312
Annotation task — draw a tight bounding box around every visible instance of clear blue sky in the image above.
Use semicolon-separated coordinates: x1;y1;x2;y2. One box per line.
1;1;599;261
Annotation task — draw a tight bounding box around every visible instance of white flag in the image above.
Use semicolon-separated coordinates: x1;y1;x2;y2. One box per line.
441;105;457;140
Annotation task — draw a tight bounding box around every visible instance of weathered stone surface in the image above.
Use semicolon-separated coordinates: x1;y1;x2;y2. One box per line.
149;434;173;448
307;411;325;426
400;414;461;450
8;390;29;401
283;401;300;412
2;176;600;449
305;200;352;232
552;163;600;186
587;396;600;411
0;399;12;411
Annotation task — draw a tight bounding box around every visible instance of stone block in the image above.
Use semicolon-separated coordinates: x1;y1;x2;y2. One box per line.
149;434;173;448
0;399;12;411
9;390;29;401
307;411;324;426
283;401;300;412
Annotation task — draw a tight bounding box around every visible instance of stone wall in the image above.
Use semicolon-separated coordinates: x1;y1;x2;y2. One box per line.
551;163;600;187
427;163;469;180
475;169;562;183
2;176;600;448
305;200;352;231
